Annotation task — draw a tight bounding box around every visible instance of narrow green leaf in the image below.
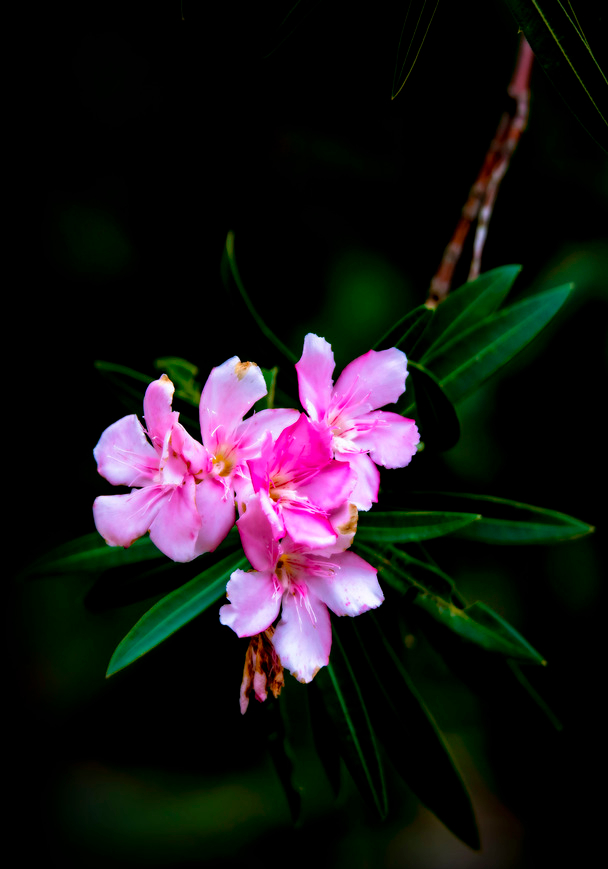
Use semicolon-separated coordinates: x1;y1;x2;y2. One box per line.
222;231;297;364
21;533;164;578
503;0;608;152
349;615;480;849
391;0;441;99
315;631;387;818
253;366;279;413
424;284;573;404
355;542;464;606
404;361;460;451
414;594;546;664
373;305;434;355
94;359;152;386
363;541;544;664
154;357;201;406
409;491;594;544
356;511;480;544
418;265;522;357
106;553;248;676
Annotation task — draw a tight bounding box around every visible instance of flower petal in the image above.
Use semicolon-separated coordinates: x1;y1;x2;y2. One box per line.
143;375;179;449
93;414;159;487
282;504;338;550
93;486;166;548
307;550;383;617
332;347;408;414
148;476;203;562
272;590;332;683
236;490;281;571
220;568;282;637
194;475;236;555
295;333;336;422
235;407;300;459
200;357;267;448
353;411;420;469
335;451;380;511
298;459;356;513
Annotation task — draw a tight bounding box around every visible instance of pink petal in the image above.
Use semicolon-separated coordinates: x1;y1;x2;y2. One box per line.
272;413;332;477
335;451;380;511
170;423;211;478
236;491;281;572
219;568;282;637
148;476;204;562
295;333;336;422
353;411;420;469
143;375;179;449
193;475;236;555
332;347;408;415
93;486;166;548
235;407;300;459
283;504;338;550
94;414;159;487
199;357;267;448
307;550;383;617
318;502;359;554
298;459;356;512
272;590;332;683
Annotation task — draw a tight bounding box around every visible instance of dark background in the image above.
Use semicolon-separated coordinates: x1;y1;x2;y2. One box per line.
12;1;607;866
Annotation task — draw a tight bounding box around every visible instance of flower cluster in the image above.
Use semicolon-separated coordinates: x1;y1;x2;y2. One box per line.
93;334;420;711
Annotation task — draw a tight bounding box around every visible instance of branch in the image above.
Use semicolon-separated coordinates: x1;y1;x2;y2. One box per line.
426;35;534;308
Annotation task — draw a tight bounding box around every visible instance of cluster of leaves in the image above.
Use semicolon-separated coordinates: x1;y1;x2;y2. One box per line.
263;0;607;152
24;240;593;847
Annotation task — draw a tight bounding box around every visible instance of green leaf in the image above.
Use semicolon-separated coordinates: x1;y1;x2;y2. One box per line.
392;0;441;99
503;1;608;153
154;357;201;406
410;492;594;544
414;595;546;665
404;361;460;451
417;265;522;358
349;615;480;849
362;542;545;664
355;542;464;606
106;553;248;676
356;511;480;544
373;304;434;355
423;283;573;404
21;533;165;578
253;366;279;413
315;631;387;818
222;231;297;364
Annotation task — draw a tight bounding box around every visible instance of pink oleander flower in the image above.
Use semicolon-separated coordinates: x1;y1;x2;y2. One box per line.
295;334;420;510
220;492;383;690
244;412;357;550
93;358;298;563
199;356;299;495
93;374;221;562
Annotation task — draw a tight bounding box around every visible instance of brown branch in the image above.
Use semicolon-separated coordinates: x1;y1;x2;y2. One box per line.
426;34;534;308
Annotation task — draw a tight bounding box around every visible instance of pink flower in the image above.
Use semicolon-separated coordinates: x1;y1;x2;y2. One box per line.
93;374;225;562
295;334;420;510
199;356;299;495
245;413;357;550
220;493;383;686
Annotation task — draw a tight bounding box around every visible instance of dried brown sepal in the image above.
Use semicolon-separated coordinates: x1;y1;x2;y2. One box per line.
240;627;285;715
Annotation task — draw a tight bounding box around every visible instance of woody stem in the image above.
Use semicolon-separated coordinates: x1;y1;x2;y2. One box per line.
426;34;534;308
